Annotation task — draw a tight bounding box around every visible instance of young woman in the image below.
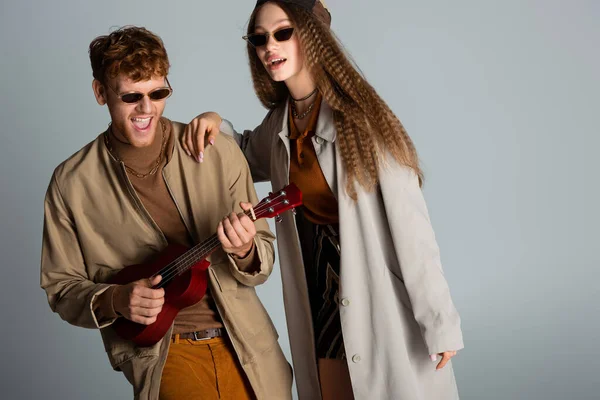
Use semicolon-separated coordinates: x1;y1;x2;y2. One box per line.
183;1;463;399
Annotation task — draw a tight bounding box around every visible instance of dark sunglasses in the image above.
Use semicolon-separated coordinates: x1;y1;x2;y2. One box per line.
243;27;295;48
106;78;173;104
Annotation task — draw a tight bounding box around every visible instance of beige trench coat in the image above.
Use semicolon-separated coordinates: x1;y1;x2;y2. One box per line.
221;100;465;400
40;120;293;399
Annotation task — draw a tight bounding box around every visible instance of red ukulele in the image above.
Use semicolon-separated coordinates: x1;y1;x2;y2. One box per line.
108;184;302;347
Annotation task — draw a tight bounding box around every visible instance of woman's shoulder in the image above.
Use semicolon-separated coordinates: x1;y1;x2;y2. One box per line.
262;103;287;132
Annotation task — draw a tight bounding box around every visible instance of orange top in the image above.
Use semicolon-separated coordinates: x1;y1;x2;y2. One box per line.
288;95;339;225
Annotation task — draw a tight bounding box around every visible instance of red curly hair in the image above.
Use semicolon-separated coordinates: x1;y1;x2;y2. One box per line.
89;26;170;84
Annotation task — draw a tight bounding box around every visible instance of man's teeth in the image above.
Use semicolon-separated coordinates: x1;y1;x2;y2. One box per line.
132;117;151;129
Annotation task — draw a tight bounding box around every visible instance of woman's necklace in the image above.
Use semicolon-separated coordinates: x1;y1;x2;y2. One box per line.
291;88;319;120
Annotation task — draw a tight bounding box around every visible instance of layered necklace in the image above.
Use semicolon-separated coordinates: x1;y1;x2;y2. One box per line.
290;88;319;120
104;119;167;178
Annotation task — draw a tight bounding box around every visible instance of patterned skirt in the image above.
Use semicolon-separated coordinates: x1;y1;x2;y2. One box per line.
295;209;346;360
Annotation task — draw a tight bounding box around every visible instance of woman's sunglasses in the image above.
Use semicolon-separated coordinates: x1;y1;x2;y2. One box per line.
106;78;173;104
243;27;295;48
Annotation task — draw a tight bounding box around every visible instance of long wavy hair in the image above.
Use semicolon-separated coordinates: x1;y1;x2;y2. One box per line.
247;2;423;199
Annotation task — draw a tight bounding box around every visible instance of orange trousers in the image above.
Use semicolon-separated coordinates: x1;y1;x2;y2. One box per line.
159;336;255;400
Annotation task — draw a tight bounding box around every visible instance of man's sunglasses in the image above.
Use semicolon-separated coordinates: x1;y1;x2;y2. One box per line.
106;78;173;104
243;27;295;48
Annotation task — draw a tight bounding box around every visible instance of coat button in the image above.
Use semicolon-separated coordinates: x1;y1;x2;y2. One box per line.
352;354;361;363
340;298;350;307
315;136;324;145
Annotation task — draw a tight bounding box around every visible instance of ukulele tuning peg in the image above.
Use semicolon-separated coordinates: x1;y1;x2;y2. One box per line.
275;215;283;223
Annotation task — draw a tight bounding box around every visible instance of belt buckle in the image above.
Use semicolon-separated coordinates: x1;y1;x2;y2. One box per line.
192;331;210;341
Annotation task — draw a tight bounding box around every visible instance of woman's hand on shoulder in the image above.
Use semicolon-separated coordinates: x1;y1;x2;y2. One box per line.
182;112;222;163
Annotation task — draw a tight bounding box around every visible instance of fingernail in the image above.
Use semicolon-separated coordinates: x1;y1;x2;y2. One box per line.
200;151;204;159
209;138;215;145
185;150;191;157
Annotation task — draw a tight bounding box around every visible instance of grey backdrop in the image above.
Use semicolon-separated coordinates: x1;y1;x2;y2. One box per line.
1;0;598;399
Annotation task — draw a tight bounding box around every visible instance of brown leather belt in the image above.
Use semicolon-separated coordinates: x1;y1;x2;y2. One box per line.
175;328;225;341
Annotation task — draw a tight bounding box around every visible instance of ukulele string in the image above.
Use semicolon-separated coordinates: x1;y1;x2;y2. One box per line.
152;195;293;287
154;195;288;283
154;202;283;287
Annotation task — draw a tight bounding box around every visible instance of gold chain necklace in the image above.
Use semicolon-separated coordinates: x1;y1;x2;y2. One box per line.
291;89;318;120
104;119;167;179
291;99;317;120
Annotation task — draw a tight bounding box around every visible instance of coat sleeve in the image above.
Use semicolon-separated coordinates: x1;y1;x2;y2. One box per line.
222;137;276;287
379;162;464;355
219;108;279;183
40;173;117;329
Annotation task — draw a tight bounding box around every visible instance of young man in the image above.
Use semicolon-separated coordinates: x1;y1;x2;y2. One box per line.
40;26;292;400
